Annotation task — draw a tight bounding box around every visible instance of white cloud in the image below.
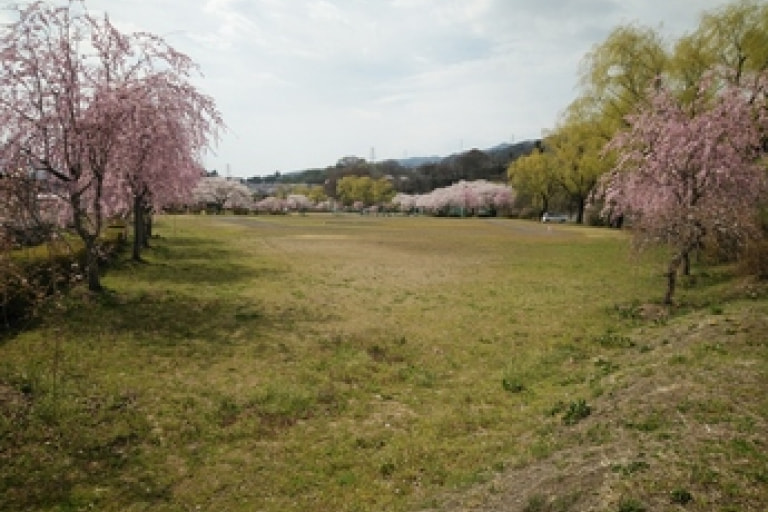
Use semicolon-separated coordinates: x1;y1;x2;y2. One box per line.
30;0;736;176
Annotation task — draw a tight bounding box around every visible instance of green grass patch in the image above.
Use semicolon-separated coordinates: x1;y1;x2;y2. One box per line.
1;214;766;511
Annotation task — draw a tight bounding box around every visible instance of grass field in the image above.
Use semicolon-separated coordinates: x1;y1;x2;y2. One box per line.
1;214;767;511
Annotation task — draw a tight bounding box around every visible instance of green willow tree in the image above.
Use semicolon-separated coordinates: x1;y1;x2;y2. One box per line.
668;0;768;103
579;24;668;131
336;176;394;208
507;144;561;218
695;0;768;83
514;24;669;224
547;119;611;224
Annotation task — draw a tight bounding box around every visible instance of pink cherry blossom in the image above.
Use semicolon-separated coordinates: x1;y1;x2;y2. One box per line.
394;180;513;216
601;71;768;303
0;2;222;290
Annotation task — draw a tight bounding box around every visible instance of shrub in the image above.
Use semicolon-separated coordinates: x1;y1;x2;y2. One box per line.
736;207;768;278
670;488;693;505
617;498;646;512
502;377;526;393
1;249;75;328
1;230;125;329
738;238;768;279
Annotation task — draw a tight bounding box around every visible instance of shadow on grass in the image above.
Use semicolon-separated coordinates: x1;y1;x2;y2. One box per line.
0;234;319;510
24;231;303;356
53;285;326;359
112;235;283;287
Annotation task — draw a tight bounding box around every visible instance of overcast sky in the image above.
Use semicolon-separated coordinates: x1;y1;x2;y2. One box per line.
55;1;735;176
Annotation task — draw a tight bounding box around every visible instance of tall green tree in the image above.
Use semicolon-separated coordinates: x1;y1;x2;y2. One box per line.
371;178;395;205
579;24;668;130
547;116;612;224
336;176;395;207
537;24;668;224
507;144;561;218
695;0;768;83
668;0;768;104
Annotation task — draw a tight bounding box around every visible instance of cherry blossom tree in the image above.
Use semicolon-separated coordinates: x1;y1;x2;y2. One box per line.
255;196;285;214
394;181;513;216
114;82;219;260
392;193;417;213
472;179;514;215
0;1;221;290
285;194;312;213
193;177;253;213
601;73;768;304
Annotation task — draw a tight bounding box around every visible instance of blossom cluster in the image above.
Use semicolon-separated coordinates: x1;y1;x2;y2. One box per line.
392;180;514;215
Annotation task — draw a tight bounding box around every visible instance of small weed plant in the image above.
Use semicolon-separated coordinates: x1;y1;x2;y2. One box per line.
562;399;592;425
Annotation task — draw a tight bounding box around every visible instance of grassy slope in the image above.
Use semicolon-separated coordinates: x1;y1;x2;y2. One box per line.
0;214;765;511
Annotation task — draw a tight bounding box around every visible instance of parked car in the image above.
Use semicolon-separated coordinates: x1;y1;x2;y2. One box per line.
541;212;568;223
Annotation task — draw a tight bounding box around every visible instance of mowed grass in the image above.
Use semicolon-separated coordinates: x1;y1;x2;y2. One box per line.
1;214;766;511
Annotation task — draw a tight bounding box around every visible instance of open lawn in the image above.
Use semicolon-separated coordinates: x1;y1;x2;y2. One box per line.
1;214;767;511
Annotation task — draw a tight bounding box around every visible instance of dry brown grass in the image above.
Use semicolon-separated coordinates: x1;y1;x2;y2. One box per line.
428;295;768;512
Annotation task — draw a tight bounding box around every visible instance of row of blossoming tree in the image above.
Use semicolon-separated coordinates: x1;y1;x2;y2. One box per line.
0;1;222;294
393;180;514;217
189;175;514;218
191;176;326;214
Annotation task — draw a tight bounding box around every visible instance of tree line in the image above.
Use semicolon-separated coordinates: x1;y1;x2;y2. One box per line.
195;145;531;214
244;142;537;195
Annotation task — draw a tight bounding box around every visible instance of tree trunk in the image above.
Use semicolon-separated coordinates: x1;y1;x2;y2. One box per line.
85;236;102;292
576;196;586;224
683;251;691;276
72;197;103;292
86;175;105;291
132;194;143;261
664;251;687;305
143;208;152;248
540;194;549;220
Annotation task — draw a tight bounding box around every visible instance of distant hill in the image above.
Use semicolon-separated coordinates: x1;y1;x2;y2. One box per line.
395;155;443;168
246;140;540;192
394;140;537;168
485;140;538;163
